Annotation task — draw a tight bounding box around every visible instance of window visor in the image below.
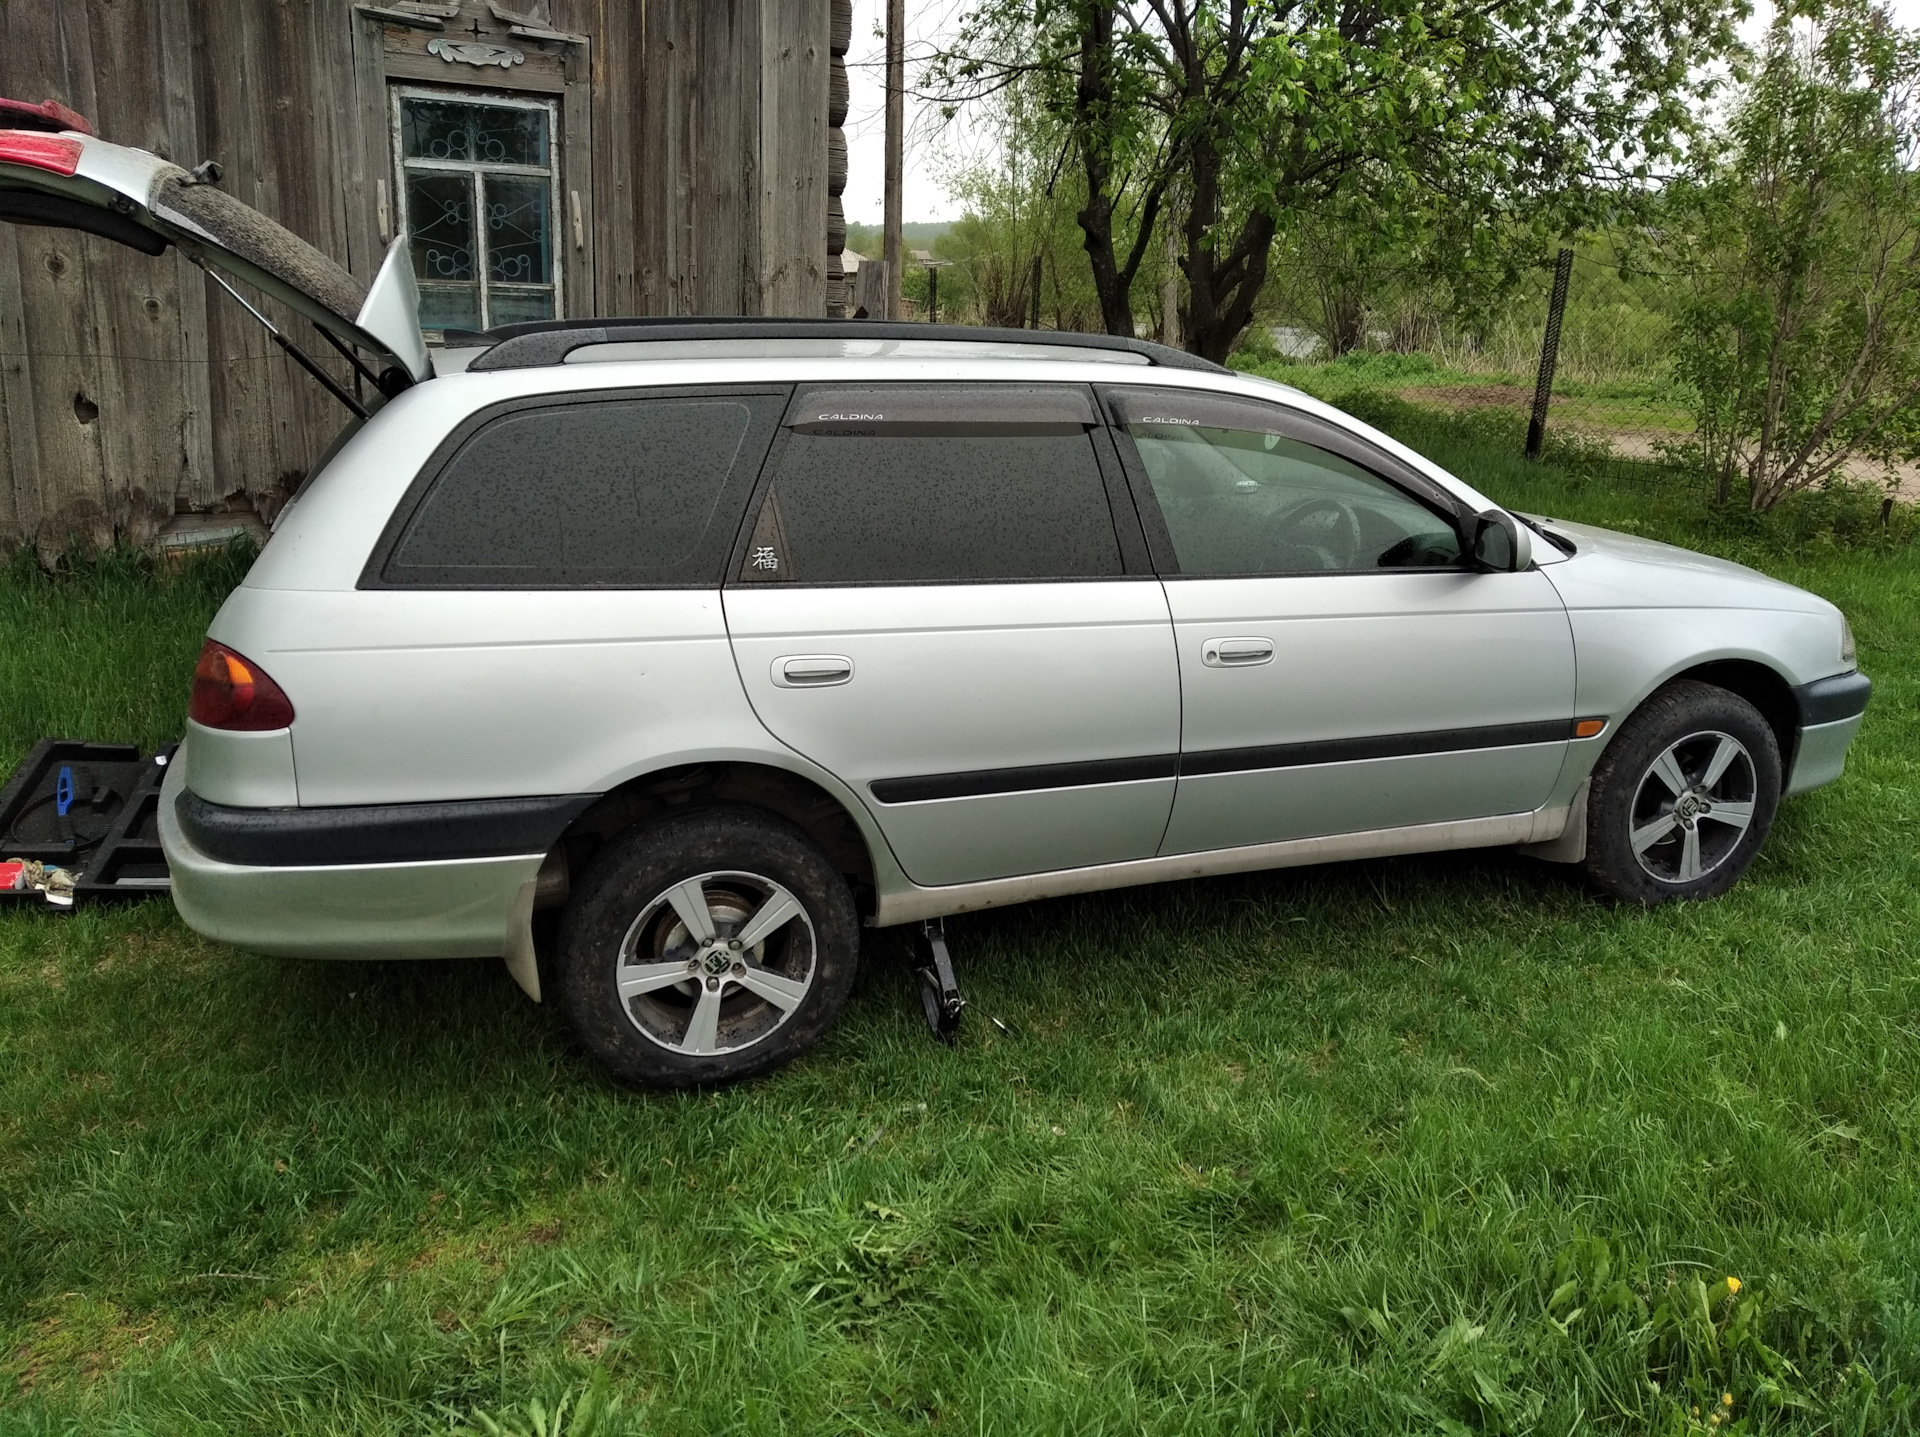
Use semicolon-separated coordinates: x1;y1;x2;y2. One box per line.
787;384;1096;436
1106;387;1467;518
1110;388;1304;437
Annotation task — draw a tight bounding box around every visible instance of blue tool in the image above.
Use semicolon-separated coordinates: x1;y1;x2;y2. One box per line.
56;766;75;818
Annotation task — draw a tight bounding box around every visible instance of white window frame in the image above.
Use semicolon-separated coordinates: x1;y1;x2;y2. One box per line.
391;85;564;332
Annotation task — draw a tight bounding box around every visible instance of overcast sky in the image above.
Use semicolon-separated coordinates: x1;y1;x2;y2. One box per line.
841;0;1920;230
839;0;971;229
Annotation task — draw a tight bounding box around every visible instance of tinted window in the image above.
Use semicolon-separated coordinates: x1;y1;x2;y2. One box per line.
386;396;780;586
741;386;1123;584
1117;397;1462;575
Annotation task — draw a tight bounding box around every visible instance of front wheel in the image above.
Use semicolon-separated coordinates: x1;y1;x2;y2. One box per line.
1583;679;1782;906
556;807;861;1088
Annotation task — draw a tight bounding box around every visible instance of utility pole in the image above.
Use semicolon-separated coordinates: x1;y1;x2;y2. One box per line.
883;0;905;320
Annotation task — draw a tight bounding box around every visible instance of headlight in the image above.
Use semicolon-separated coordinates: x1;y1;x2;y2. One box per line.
1840;616;1857;667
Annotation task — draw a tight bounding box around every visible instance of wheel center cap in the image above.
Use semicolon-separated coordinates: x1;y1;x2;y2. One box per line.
701;948;732;976
1674;791;1706;823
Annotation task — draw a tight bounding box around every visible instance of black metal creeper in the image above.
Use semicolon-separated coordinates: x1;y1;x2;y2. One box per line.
913;918;966;1044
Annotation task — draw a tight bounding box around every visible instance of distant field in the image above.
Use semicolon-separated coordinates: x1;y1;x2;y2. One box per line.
1237;352;1920;498
1239;351;1695;457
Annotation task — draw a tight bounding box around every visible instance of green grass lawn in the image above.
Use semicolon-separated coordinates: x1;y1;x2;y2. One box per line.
3;415;1918;1435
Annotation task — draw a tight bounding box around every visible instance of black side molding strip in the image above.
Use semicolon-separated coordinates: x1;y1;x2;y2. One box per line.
867;719;1578;804
1794;670;1871;727
175;791;595;867
1179;720;1574;777
870;753;1179;805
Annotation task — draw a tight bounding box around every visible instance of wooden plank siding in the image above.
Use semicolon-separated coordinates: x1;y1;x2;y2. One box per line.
0;0;830;553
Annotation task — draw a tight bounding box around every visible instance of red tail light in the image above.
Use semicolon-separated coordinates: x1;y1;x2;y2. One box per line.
0;131;84;176
190;640;295;731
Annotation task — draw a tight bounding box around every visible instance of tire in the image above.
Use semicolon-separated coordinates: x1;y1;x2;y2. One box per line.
1583;679;1782;906
556;806;860;1088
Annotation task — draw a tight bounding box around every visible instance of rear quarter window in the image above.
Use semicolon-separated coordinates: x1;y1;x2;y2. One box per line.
372;393;783;587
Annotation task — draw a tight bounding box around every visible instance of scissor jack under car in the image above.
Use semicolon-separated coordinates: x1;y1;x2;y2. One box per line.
913;918;966;1044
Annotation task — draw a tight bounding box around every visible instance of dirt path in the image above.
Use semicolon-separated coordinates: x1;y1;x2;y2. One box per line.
1395;385;1920;500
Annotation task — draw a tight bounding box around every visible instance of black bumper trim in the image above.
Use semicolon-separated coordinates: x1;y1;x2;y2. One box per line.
175;790;596;868
1794;671;1871;728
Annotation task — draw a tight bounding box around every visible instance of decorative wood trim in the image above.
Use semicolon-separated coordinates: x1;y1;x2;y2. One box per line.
424;37;527;67
384;46;565;92
489;1;585;43
354;5;446;31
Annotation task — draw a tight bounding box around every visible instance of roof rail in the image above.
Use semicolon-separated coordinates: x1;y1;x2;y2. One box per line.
458;316;1228;374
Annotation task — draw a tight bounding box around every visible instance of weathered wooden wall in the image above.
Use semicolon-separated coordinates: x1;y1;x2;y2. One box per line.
825;0;849;316
0;0;353;551
0;0;828;553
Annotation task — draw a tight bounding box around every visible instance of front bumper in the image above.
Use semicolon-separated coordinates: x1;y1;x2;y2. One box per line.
159;757;547;960
1786;670;1871;796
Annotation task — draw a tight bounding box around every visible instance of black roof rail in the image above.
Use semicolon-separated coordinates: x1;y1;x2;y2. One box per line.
456;316;1228;374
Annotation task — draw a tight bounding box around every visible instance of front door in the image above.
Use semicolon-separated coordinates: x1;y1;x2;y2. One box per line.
1105;387;1576;854
725;383;1180;887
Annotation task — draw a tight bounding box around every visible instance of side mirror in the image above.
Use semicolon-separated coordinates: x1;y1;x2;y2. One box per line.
1470;510;1532;572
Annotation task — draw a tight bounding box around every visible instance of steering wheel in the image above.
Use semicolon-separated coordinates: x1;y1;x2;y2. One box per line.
1277;496;1367;571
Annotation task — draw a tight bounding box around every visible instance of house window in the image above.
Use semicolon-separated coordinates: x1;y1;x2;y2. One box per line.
394;89;561;333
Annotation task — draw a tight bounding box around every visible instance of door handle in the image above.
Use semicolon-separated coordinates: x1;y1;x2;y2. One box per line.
773;654;853;688
1201;637;1274;668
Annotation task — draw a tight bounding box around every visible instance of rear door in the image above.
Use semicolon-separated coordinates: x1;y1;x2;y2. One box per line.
1104;386;1576;854
724;383;1180;887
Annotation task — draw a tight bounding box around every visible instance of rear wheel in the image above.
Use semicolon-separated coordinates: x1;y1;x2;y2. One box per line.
1583;680;1781;906
556;807;860;1088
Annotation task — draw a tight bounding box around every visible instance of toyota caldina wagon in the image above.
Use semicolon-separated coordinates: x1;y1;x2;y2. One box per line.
0;113;1870;1086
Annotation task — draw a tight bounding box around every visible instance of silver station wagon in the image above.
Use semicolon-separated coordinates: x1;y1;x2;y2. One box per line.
3;124;1872;1087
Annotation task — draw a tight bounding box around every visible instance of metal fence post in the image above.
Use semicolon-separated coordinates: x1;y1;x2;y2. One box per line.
1030;254;1042;329
927;264;939;324
1526;247;1575;462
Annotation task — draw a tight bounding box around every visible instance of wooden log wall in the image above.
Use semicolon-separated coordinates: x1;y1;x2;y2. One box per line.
825;0;851;318
0;0;829;554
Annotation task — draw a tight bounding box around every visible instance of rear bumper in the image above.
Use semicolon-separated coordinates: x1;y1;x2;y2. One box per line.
159;758;550;960
1787;670;1871;796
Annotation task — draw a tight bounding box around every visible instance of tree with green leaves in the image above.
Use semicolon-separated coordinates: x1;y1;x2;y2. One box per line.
929;0;1741;362
928;87;1133;332
1671;0;1920;511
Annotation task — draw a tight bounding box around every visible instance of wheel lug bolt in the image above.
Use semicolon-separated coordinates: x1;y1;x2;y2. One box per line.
728;939;742;950
705;976;720;991
732;962;745;975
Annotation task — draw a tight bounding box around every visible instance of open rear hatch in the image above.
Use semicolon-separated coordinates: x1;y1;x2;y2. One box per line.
0;98;429;408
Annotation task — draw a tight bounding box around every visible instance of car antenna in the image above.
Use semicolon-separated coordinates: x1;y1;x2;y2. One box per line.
193;260;370;421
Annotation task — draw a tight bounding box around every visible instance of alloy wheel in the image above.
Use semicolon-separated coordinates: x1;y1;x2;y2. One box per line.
1629;730;1758;883
615;870;816;1056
